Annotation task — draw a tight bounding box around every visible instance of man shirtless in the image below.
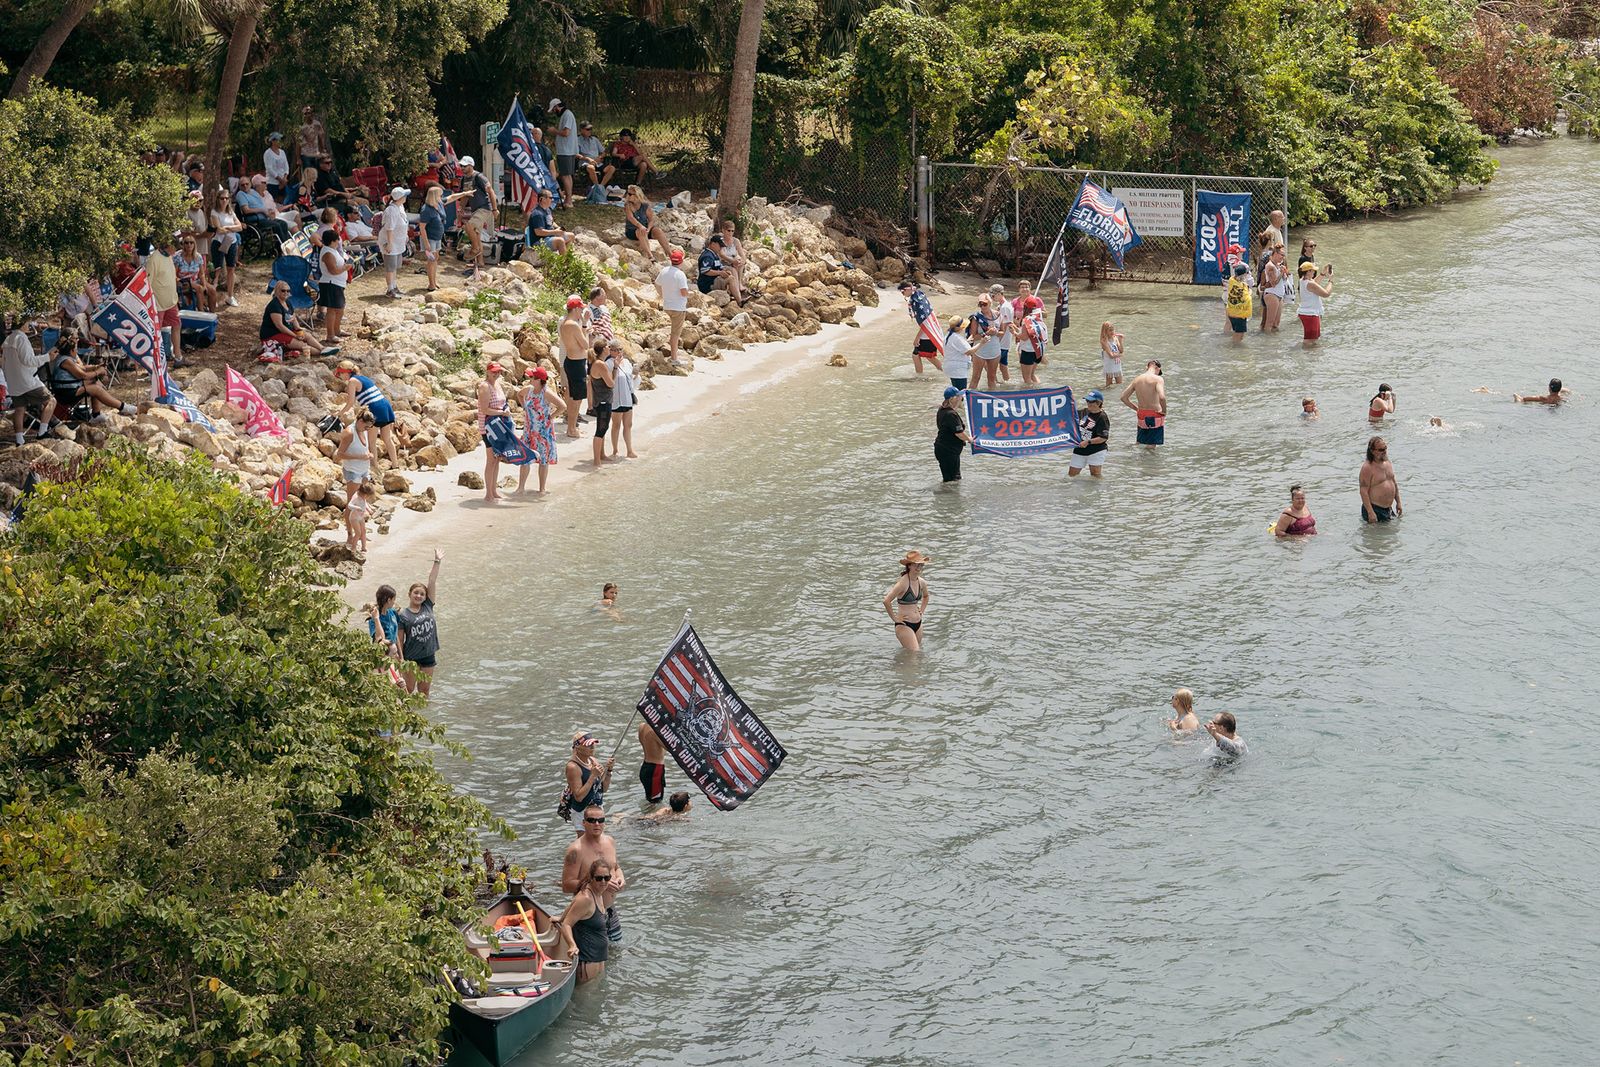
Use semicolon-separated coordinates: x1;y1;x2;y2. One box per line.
1119;360;1166;445
562;805;625;943
1359;435;1403;524
638;720;667;803
1513;377;1566;405
559;297;590;438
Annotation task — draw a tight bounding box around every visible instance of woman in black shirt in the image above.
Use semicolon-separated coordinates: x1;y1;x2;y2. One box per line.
934;386;972;483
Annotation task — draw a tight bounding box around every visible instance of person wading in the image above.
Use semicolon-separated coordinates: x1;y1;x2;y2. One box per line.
1359;436;1402;524
638;721;667;803
1120;360;1167;446
883;551;931;651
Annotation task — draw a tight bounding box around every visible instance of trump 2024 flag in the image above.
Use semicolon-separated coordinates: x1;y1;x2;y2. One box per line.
637;621;786;811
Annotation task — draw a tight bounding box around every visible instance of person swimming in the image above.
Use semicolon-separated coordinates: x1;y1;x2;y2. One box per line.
1204;712;1247;759
1274;484;1317;537
1301;397;1320;420
1513;378;1565;405
1167;689;1199;732
1368;384;1395;420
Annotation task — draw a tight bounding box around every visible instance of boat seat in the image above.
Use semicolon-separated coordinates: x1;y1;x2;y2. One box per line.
486;972;538;987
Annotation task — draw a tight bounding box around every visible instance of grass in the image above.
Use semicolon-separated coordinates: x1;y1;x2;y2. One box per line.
139;99;216;153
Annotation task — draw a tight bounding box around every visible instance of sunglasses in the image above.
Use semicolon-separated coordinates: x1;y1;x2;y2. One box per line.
584;816;606;824
1374;448;1388;455
593;872;611;881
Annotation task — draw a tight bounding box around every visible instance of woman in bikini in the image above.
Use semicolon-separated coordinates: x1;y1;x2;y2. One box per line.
1368;383;1396;421
1274;483;1318;537
882;550;931;651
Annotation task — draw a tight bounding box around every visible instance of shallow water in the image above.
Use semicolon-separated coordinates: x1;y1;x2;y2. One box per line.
419;138;1600;1065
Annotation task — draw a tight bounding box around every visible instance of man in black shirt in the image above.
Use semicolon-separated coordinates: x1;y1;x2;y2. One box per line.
1068;389;1110;477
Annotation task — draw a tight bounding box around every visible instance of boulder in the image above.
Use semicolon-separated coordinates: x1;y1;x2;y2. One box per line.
382;470;411;493
288;374;328;401
185;368;223;405
414;443;448;468
257;377;289;408
457;471;485;489
287;396;324;421
431;287;470;307
176;423;223;458
443;421;480;454
294;459;341;504
404;492;435;512
828;353;848;367
481;338;517;365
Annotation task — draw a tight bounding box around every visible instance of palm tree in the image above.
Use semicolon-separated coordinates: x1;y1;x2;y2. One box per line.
200;0;263;210
6;0;102;99
715;0;764;228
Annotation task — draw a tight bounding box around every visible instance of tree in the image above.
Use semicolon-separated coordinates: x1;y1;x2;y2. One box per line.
4;0;100;98
716;0;765;227
201;0;262;211
0;447;502;1064
0;86;185;316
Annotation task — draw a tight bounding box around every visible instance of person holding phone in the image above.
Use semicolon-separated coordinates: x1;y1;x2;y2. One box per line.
1297;262;1334;343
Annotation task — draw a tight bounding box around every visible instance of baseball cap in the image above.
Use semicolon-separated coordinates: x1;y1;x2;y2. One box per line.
458;155;475;167
579;121;592;130
526;366;549;380
390;186;410;201
268;131;283;141
572;730;597;747
548;98;563;111
943;386;961;399
485;361;504;373
251;174;268;185
565;295;584;309
1085;390;1104;403
669;249;684;264
1024;295;1043;309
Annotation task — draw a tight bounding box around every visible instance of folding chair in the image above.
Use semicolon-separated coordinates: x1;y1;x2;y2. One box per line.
265;255;318;331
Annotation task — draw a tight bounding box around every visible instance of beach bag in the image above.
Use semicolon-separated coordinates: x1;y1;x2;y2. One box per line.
316;414;342;436
585;184;608;205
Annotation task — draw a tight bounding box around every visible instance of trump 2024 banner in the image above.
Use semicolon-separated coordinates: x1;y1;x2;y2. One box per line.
964;386;1081;457
637;621;786;811
1066;180;1142;270
1194;189;1253;285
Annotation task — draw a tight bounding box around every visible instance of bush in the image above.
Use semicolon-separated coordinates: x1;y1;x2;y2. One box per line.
0;447;501;1065
538;246;597;297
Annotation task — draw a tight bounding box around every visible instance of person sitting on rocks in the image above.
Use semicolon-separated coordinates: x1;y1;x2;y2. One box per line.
45;334;137;423
622;186;671;262
525;189;572;253
598;129;652;189
696;234;744;304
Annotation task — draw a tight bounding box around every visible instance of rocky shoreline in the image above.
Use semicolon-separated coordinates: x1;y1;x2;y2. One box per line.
1;198;904;573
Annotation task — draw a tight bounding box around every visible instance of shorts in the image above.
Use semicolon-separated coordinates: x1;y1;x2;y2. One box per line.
422;236;441;258
604;157;640;177
556;154;577;178
611;404;632;414
159;306;181;331
342;463;370;484
1228;316;1248;333
12;387;50;415
948;377;967;391
914;338;938;358
1364;503;1393;523
469;209;494;237
1135;414;1165;446
210;242;239;269
407;653;437;669
368;402;396;428
639;761;665;803
1069;447;1107;471
563;357;588;401
593;402;613;437
318;283;346;309
51;385;84;407
383;253;403;273
263;331;296;347
1102;356;1122;377
999;348;1009;366
1019;349;1040;366
1300;313;1322;340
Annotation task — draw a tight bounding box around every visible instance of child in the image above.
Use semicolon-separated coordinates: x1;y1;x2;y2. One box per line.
1204;712;1247;758
1167;688;1199;732
598;582;622;621
1099;322;1125;387
1300;397;1319;420
345;481;375;553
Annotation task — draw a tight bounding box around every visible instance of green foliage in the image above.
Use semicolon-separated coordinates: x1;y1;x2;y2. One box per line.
973;55;1169;171
0;86;185;316
847;7;973;162
539;246;598;298
1566;54;1600;138
0;447;501;1065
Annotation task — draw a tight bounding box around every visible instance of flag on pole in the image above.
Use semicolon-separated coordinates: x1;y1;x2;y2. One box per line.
92;268;168;398
906;286;944;355
119;268;166;401
636;620;786;811
1065;180;1142;270
496;98;556;215
267;464;293;506
438;135;459;187
158;374;215;430
224;366;287;437
1047;238;1070;343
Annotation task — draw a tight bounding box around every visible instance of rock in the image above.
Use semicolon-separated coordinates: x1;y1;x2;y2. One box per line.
414;443;448;468
481;338;517;365
431;287;470;307
185;368;223;405
828;353;848;367
34;438;87;466
404;493;435;512
411;323;458;358
176;423;222;458
287;396;324;421
257;378;289;407
876;258;905;282
457;471;485;489
310;540;362;565
382;470;411;493
331;559;364;582
443;421;480;454
294;459;341;504
289;374;328;400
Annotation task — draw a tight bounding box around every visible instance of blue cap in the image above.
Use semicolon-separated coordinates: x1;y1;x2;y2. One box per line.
1085;390;1104;403
943;386;960;399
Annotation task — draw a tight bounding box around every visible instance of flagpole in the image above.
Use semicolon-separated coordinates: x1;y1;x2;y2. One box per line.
1035;216;1070;292
609;607;692;763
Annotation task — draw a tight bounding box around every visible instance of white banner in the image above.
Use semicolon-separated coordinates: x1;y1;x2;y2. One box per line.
1112;187;1185;238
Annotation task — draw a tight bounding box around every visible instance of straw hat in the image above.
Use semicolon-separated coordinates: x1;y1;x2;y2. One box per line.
1298;262;1318;275
899;550;932;567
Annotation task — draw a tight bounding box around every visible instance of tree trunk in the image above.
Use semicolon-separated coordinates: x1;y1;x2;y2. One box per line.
714;0;764;229
6;0;100;100
202;5;260;213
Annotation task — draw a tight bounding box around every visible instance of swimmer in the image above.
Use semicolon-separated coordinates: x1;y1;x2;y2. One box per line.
1301;397;1320;420
1204;712;1247;757
625;791;692;826
1513;378;1566;405
1167;689;1199;733
1359;436;1402;524
597;582;622;621
883;550;930;651
1428;416;1446;428
1274;483;1317;537
1368;383;1395;421
1119;360;1166;446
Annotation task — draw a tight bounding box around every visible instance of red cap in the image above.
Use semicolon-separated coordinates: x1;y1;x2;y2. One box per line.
669;249;684;264
526;366;549;380
1024;296;1043;310
565;295;584;310
485;361;503;373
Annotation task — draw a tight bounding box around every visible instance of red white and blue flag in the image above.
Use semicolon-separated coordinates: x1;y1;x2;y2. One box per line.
906;286;944;355
1066;179;1142;270
637;621;786;811
438;135;459;187
91;267;167;400
496;98;556;215
267;464;293;506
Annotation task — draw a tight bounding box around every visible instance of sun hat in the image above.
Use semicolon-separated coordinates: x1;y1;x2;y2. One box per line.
548;98;563;111
669;249;684;264
572;730;597;747
1085;389;1104;403
943;385;960;399
526;366;549;380
565;295;584;310
1299;262;1317;274
899;550;933;567
389;186;410;201
458;155;475;167
946;315;967;332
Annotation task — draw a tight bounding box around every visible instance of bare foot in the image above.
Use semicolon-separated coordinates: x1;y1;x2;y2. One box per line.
626;451;638;458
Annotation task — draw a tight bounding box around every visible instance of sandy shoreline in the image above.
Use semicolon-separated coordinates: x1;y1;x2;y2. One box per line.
333;299;896;608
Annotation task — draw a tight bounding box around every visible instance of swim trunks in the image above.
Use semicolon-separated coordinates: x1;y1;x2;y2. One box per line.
1363;503;1393;523
1228;316;1247;333
1135;410;1165;445
639;761;665;803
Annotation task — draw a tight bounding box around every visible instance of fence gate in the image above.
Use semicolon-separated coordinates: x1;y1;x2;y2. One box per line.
920;161;1289;283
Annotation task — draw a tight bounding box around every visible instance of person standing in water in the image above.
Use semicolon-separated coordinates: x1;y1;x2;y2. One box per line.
989;283;1014;383
933;386;972;483
1099;322;1125;387
1167;689;1199;733
1513;378;1566;404
900;280;944;375
1368;384;1396;421
1297;262;1333;343
969;295;1001;389
556;856;616;985
1360;436;1402;524
1205;712;1247;758
1120;360;1166;446
1067;390;1110;478
638;720;667;803
883;551;930;651
1274;484;1317;537
942;315;972;391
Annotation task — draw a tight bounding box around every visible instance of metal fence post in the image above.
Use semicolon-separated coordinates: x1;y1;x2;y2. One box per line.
916;156;931;262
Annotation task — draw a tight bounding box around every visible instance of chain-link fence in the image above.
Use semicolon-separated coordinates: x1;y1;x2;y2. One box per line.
927;162;1289;284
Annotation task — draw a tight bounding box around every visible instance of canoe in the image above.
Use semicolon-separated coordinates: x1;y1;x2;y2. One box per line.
442;883;577;1066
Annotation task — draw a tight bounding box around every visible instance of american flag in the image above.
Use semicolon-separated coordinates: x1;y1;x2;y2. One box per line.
636;621;786;811
267;464;293;507
438;136;459;187
587;303;613;342
158;373;215;430
906;287;944;355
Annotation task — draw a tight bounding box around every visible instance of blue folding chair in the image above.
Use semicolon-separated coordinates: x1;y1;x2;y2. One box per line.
265;255;317;330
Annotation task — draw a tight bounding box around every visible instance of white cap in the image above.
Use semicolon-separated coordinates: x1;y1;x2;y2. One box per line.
548;98;563;111
390;186;411;200
458;155;475;167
